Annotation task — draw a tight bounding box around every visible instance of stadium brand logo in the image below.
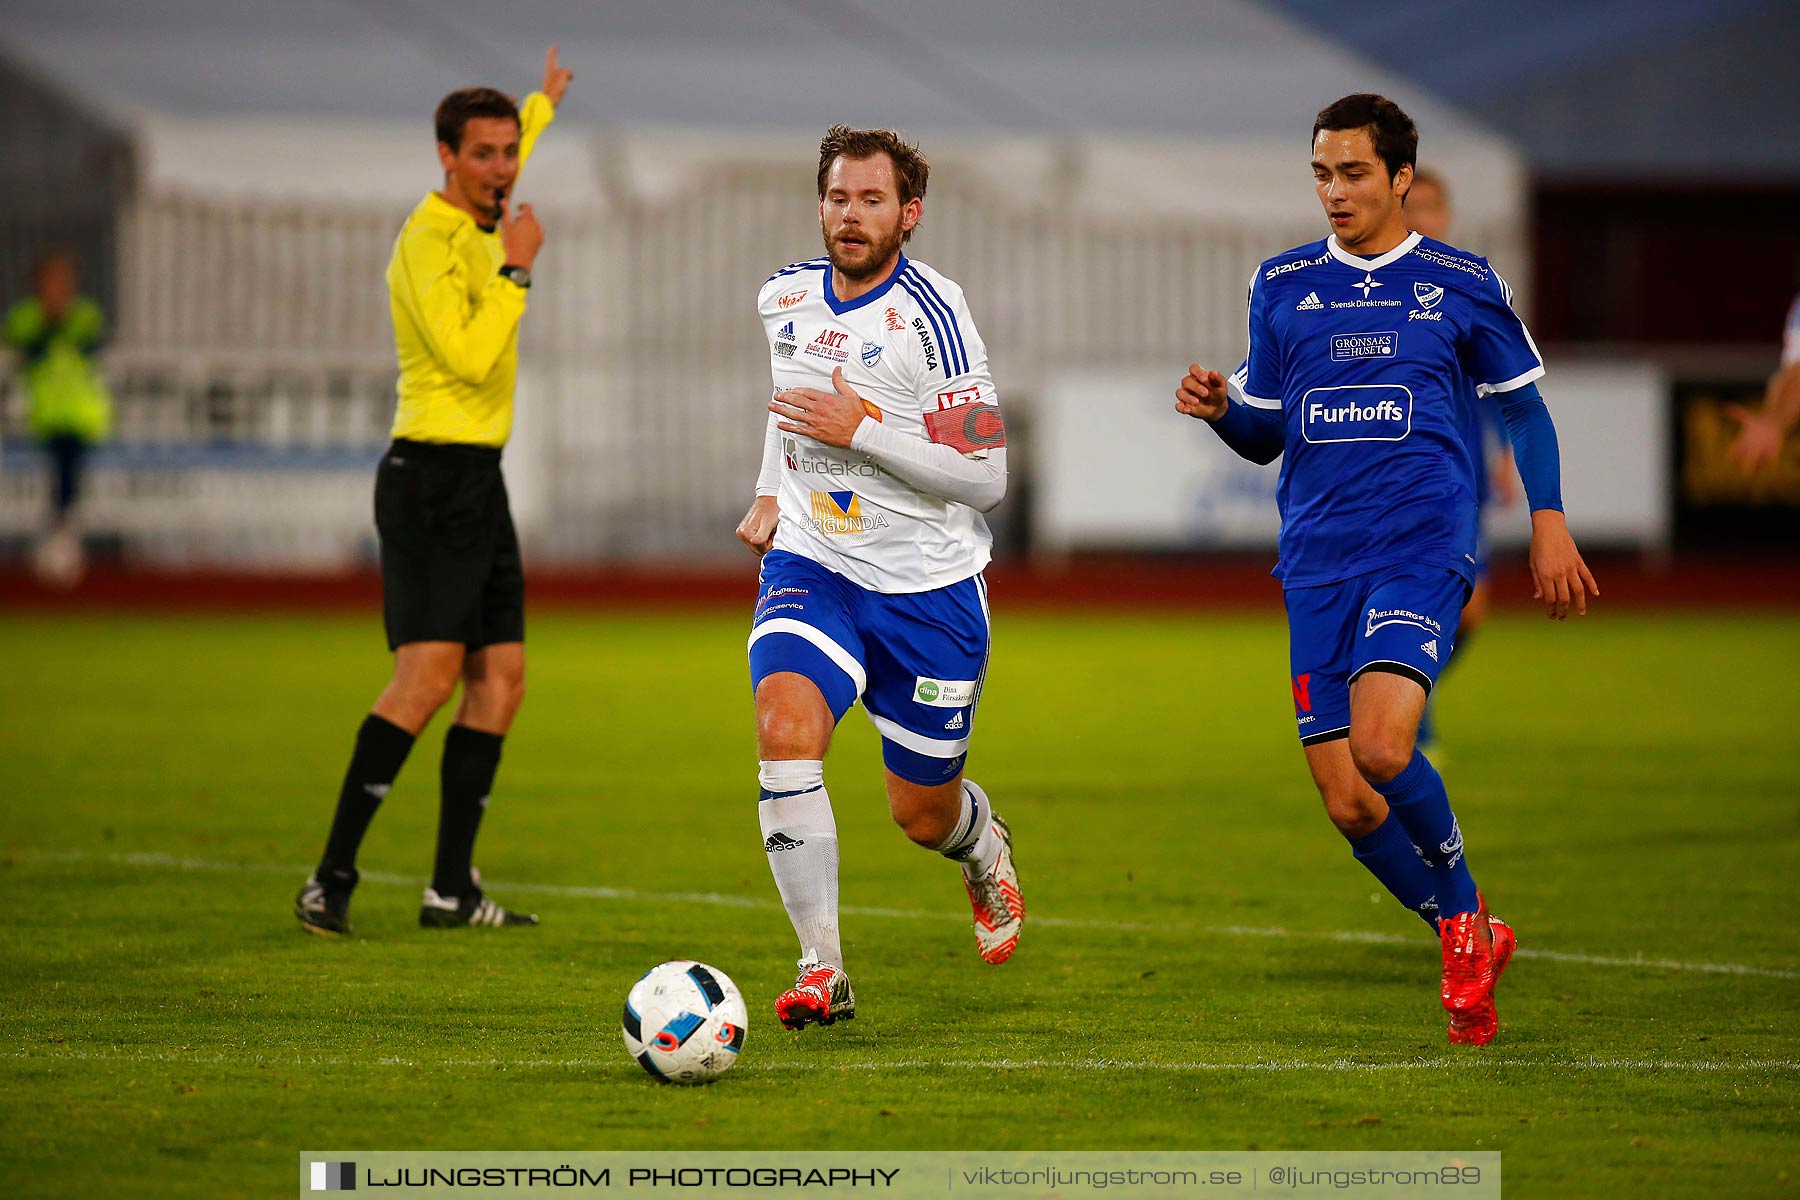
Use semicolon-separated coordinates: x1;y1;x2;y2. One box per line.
1292;673;1312;713
885;307;905;332
804;328;851;363
777;289;809;309
860;341;884;367
936;385;982;410
1296;292;1324;311
1413;282;1444;310
1365;606;1442;638
913;317;939;371
1329;331;1397;361
914;676;979;707
1265;253;1330;280
809;490;889;536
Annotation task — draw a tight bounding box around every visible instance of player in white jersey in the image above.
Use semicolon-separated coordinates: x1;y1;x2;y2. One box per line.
734;126;1024;1031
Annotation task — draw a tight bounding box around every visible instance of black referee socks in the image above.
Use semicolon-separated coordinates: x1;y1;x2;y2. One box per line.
432;724;506;898
320;713;417;876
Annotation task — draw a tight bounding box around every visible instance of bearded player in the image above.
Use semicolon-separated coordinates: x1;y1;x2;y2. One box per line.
735;126;1023;1030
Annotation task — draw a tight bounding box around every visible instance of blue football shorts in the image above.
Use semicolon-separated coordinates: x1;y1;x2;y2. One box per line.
1285;563;1470;745
747;549;990;785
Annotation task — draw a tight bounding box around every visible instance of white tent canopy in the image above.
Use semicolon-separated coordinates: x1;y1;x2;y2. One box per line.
11;0;1527;226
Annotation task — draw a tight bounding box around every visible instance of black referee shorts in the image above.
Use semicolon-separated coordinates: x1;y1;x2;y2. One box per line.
374;438;525;652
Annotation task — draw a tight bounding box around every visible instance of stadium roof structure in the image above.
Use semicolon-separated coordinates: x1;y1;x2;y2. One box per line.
0;0;1530;227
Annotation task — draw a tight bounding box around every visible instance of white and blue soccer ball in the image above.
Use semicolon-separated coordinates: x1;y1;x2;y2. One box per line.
622;960;748;1084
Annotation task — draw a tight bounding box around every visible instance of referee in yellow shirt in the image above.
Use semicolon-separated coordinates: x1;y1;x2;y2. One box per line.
296;47;572;935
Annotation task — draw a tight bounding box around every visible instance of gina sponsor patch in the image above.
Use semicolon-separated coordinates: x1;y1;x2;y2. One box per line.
914;676;979;707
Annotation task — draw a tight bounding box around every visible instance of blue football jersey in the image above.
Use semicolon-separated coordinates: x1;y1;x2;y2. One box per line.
1228;232;1543;587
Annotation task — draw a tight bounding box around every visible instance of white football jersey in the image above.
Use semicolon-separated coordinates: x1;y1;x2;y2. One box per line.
759;254;1002;593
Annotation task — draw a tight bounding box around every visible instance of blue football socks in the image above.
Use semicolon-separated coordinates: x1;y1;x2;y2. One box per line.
1372;749;1480;918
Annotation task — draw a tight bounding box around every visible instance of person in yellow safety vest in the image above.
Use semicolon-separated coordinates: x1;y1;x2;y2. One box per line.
4;249;113;586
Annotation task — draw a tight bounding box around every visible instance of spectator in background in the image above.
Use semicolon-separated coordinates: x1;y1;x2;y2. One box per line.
1726;292;1800;474
4;249;113;588
1405;169;1518;756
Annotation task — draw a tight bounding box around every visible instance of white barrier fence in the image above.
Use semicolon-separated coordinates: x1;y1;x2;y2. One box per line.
0;172;1528;565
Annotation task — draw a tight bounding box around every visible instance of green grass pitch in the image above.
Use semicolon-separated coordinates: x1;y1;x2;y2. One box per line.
3;606;1796;1198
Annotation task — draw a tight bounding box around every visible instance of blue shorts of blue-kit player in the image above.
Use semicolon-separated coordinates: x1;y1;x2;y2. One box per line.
747;550;990;785
1285;563;1470;745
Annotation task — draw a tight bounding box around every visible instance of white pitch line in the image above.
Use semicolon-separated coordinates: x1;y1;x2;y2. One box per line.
13;850;1799;981
8;1047;1797;1076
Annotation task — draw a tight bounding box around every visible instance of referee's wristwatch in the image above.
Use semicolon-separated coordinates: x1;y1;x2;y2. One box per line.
499;264;532;289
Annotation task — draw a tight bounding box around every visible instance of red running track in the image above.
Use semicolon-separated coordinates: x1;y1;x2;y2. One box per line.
1;553;1796;613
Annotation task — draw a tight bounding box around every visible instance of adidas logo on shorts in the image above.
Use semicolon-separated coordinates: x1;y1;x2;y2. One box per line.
1296;291;1324;311
764;832;806;853
943;711;965;731
1421;639;1439;662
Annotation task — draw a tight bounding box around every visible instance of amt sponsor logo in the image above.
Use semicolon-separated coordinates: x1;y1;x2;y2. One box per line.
1300;384;1413;444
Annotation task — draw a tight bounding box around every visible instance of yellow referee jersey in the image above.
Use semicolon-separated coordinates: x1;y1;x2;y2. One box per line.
386;92;554;448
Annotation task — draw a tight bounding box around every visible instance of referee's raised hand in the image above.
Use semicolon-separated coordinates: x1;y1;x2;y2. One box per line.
542;44;573;109
501;200;542;269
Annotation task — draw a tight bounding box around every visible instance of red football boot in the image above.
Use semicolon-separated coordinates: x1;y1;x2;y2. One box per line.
1439;895;1496;1017
1448;916;1516;1046
774;958;855;1030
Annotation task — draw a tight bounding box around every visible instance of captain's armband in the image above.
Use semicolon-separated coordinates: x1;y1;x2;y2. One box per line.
924;399;1006;457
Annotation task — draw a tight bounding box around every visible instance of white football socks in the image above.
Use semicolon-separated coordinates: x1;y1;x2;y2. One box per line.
935;778;1001;879
758;759;843;970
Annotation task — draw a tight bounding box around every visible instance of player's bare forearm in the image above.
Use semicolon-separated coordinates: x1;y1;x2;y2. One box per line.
1528;509;1598;621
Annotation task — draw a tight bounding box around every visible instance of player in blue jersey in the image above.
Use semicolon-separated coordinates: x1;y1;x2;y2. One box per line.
1404;168;1519;755
1174;94;1598;1045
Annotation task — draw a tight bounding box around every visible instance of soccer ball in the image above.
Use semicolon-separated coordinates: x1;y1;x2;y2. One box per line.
622;960;748;1084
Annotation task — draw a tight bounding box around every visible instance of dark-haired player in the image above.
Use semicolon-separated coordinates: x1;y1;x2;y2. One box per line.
1175;94;1597;1044
295;47;573;936
735;126;1022;1030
